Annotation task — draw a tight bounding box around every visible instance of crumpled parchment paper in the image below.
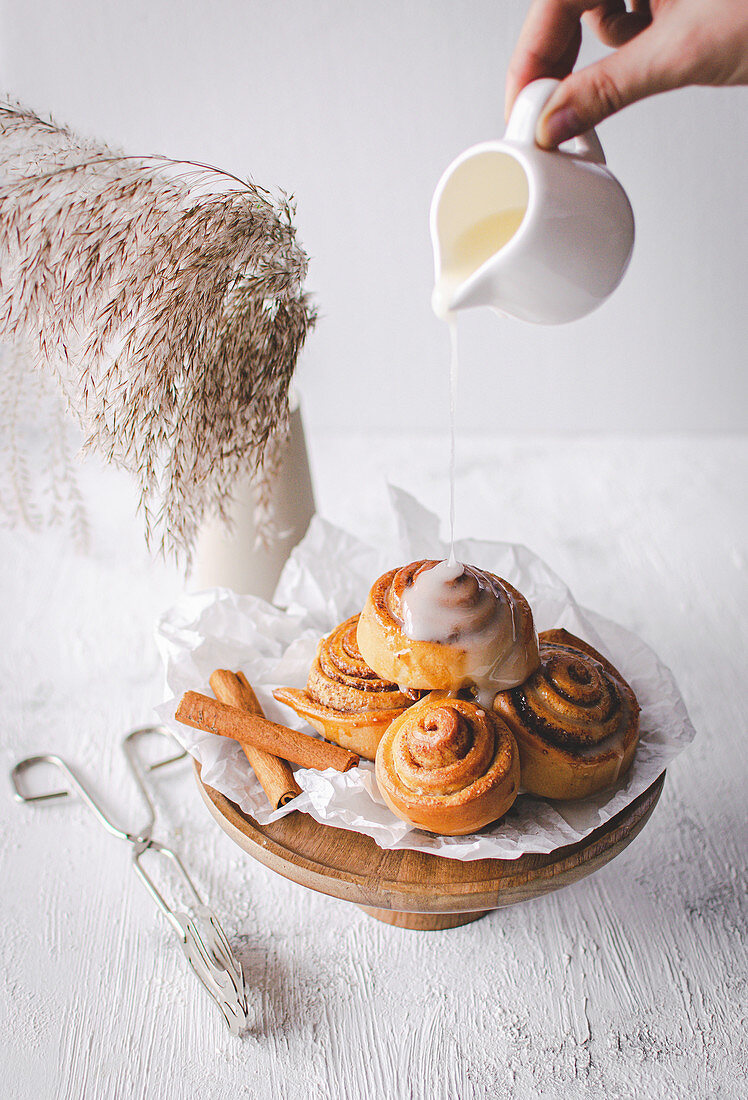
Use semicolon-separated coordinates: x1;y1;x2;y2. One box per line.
156;487;695;860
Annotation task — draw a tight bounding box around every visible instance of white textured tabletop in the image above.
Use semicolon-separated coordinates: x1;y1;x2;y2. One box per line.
1;432;746;1100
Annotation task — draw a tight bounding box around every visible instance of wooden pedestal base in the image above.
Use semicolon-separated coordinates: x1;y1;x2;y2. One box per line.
195;765;665;930
357;906;488;930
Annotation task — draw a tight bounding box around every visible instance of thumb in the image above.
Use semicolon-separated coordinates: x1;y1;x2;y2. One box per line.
536;27;671;147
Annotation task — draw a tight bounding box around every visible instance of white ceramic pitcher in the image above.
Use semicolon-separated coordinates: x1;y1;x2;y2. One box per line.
430;78;635;324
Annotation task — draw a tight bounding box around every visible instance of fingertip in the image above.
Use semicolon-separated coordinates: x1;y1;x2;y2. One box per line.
535;104;583;149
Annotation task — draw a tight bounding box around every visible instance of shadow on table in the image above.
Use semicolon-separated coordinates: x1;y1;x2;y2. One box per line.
230;933;316;1039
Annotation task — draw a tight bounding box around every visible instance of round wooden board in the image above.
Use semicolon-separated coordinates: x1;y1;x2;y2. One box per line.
196;765;665;931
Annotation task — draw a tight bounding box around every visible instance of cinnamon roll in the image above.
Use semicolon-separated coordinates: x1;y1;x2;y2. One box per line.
493;628;640;801
357;559;540;706
375;692;520;835
273;614;420;761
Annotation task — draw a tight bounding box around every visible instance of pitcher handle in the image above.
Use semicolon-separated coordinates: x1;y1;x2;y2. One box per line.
505;77;606;165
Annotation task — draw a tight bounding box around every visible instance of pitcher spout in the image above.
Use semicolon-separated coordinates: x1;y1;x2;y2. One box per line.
430;144;530;318
447;266;504;313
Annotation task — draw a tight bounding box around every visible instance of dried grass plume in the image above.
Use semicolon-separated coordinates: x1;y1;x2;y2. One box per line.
0;102;315;560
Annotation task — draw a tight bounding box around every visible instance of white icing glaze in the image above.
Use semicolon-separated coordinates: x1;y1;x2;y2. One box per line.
400;559;464;639
399;560;538;706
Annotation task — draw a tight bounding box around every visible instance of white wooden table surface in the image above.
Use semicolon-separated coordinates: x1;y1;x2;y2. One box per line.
1;432;746;1100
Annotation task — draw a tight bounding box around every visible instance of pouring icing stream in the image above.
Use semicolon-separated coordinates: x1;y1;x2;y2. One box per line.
408;200;531;703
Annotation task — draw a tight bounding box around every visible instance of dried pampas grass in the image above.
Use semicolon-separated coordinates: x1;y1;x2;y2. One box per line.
0;102;315;561
0;340;89;548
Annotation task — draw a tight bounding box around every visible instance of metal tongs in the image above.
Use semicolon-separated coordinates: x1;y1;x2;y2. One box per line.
11;726;248;1035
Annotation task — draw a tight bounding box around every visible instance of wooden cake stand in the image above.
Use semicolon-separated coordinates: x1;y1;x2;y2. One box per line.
196;766;665;931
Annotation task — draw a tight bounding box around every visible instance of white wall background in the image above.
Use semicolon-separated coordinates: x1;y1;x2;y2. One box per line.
1;0;746;435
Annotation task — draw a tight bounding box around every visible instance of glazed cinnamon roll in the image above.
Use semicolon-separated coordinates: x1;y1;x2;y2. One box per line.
375;692;520;835
273;614;420;761
357;559;540;705
493;628;640;801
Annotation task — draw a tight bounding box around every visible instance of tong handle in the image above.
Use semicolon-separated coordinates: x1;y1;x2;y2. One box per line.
11;754;71;803
11;754;131;840
11;727;187;843
122;726;188;838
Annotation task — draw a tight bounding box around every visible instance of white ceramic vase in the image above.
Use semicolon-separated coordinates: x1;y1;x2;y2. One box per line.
191;398;315;602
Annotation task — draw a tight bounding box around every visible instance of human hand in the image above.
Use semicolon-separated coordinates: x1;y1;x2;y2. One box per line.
505;0;748;148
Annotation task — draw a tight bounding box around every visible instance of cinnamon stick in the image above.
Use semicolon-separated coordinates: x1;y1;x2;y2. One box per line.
176;690;360;773
209;670;302;809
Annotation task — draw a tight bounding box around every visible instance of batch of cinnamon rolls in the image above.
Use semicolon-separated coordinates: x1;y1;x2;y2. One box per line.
274;559;640;836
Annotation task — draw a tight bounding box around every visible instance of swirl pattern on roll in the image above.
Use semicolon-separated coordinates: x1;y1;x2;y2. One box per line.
274;615;419;761
309;615;417;713
357;559;540;702
493;628;640;800
375;692;520;835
